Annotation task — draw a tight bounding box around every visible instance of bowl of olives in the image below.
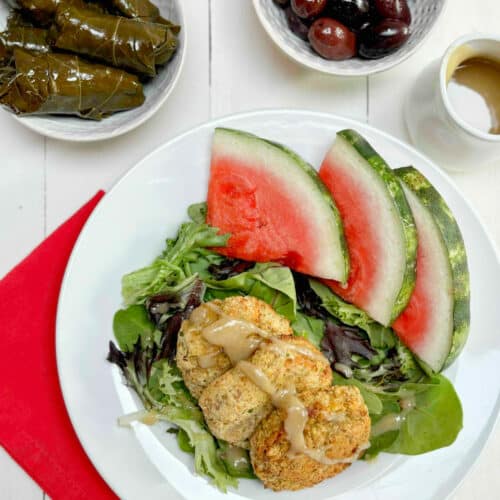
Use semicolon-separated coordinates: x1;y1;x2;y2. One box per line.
253;0;446;75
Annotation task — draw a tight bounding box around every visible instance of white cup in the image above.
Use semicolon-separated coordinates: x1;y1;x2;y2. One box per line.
405;34;500;172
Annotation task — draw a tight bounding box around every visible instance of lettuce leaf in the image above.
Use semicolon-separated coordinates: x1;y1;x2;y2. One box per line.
309;279;395;349
122;221;229;305
205;263;297;321
291;312;325;348
108;344;238;491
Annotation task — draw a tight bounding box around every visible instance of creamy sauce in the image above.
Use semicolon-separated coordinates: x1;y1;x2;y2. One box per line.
192;300;361;466
117;410;158;427
322;412;347;423
202;317;266;363
189;302;218;326
237;360;366;466
333;362;353;379
266;336;327;362
197;350;222;368
371;412;406;437
200;302;324;365
448;56;500;135
371;392;416;437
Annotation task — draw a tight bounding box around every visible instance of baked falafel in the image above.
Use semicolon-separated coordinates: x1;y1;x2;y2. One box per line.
198;336;333;444
176;296;292;399
249;386;371;491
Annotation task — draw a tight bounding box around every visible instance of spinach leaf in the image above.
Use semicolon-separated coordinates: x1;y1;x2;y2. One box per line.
335;373;463;458
205;263;297;321
333;373;383;415
113;304;156;352
291;312;325;348
386;374;463;455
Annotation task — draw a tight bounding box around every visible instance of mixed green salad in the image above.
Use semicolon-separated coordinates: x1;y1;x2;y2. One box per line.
108;204;463;491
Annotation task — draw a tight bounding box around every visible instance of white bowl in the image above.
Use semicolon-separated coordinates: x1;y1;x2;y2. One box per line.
0;0;185;142
253;0;446;76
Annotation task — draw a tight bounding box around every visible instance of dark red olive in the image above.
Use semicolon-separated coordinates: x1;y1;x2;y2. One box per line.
359;19;410;59
273;0;290;8
308;17;357;60
374;0;411;25
328;0;371;30
285;6;311;40
291;0;327;19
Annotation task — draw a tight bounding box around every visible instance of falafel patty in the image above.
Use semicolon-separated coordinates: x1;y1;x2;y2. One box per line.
198;336;333;444
176;296;293;399
249;386;371;491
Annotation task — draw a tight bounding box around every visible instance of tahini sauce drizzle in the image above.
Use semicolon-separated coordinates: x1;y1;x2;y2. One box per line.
371;392;417;437
200;302;325;364
237;360;368;465
195;301;369;465
197;350;222;368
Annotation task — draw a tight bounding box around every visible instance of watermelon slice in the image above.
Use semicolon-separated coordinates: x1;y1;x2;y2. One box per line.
206;128;349;282
393;167;470;372
319;130;417;327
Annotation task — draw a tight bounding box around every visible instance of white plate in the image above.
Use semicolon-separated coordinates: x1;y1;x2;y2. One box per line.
57;110;500;500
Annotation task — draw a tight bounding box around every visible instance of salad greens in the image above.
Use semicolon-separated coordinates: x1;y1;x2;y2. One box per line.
297;278;462;458
121;219;229;305
108;204;463;491
205;262;297;321
113;304;157;351
108;341;237;490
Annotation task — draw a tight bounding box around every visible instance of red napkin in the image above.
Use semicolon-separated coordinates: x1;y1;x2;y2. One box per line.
0;191;117;500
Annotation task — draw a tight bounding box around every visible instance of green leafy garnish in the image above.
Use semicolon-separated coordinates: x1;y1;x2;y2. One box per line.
108;345;238;491
112;304;156;352
187;202;208;224
334;372;463;458
310;279;395;349
291;311;327;349
122;221;229;305
205;263;297;321
217;441;256;479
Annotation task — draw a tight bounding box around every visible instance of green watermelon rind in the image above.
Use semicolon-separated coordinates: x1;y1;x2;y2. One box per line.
395;166;470;370
337;130;418;324
215;128;350;283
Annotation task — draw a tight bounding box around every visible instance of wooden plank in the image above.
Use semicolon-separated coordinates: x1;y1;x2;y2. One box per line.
369;4;500;499
210;0;367;121
0;448;44;500
45;0;211;234
0;116;45;278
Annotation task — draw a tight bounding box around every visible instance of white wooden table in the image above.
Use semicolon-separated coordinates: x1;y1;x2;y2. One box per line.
1;0;500;498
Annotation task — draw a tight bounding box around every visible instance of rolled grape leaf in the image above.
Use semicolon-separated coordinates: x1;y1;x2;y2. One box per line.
5;0;58;24
51;3;178;76
7;10;37;28
0;26;50;64
0;49;145;120
7;0;101;25
109;0;180;32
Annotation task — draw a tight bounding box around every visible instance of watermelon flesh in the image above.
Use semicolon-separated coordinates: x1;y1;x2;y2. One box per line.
319;130;417;327
393;167;470;372
207;128;349;281
391;186;453;371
